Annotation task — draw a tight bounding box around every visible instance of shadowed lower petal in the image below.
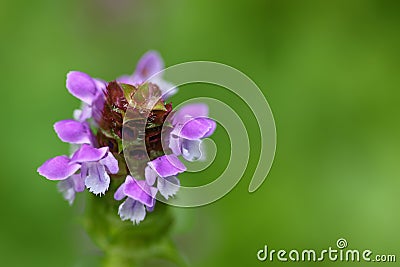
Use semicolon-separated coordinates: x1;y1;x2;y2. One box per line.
118;198;146;225
71;173;85;192
181;139;202;162
57;178;76;205
57;174;85;205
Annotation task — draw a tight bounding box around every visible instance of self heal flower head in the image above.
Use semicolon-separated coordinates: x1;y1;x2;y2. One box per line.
37;51;217;225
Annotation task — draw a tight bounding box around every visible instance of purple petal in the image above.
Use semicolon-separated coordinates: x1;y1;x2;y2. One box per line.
71;173;85;192
54;120;92;144
93;78;106;92
84;163;110;195
203;119;217;138
172;103;209;125
99;152;119;174
146;203;155;213
146;187;158;212
157;176;180;200
117;75;134;84
145;166;157;186
132;51;164;83
37;156;80;181
71;144;108;163
80;163;88;179
91;92;106;124
118;198;146;225
114;182;126;201
66;71;98;104
182;139;202;162
173;118;216;140
123;176;155;207
148;154;186;178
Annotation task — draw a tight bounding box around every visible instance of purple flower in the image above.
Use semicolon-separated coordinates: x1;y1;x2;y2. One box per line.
37;144;119;198
114;176;158;224
145;154;186;199
66;71;106;123
37;156;82;204
70;144;119;195
118;51;178;99
169;103;216;161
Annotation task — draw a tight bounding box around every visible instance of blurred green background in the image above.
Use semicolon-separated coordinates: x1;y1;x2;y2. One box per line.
1;0;399;266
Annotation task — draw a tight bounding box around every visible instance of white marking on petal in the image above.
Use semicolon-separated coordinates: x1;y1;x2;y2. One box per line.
84;163;110;195
157;176;180;200
118;198;146;225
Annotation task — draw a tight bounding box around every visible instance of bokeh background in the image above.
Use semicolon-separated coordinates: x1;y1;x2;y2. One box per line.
1;0;399;266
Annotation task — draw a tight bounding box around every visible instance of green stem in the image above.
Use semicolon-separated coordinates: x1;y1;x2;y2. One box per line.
83;179;187;267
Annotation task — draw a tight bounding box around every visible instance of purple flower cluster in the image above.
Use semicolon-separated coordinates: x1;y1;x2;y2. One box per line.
37;51;216;224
